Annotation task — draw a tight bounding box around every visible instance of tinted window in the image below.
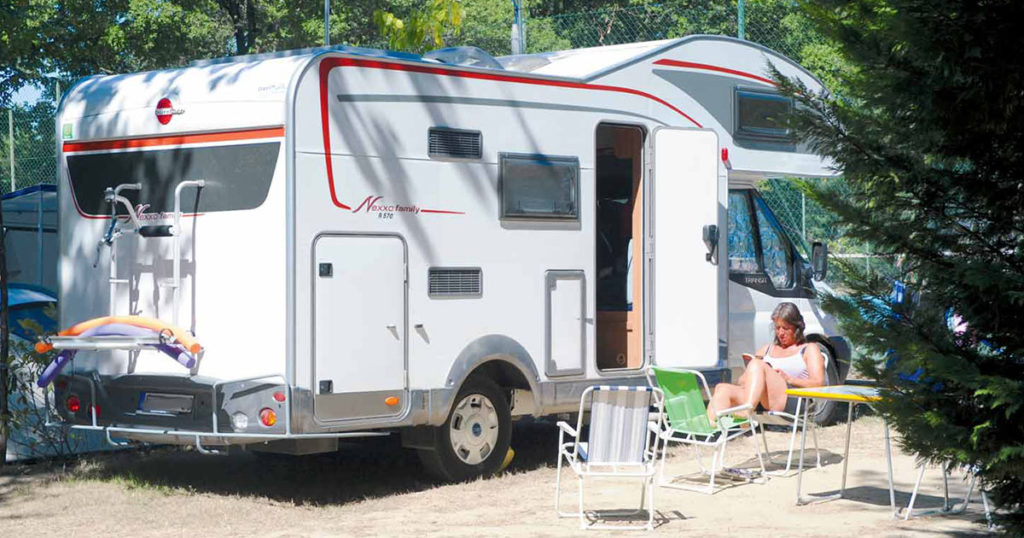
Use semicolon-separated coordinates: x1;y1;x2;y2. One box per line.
735;89;793;141
500;153;579;219
755;197;793;288
66;142;280;217
728;191;759;273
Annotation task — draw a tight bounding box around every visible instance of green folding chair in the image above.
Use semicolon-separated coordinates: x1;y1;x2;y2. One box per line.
648;367;766;494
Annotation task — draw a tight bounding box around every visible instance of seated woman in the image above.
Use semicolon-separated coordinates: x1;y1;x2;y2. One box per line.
709;302;826;421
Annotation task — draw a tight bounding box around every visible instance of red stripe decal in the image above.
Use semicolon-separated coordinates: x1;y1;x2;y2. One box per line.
420;209;466;215
652;59;776;86
319;57;703;211
62;126;285;153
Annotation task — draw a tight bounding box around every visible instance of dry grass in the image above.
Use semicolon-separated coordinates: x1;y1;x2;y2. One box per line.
0;416;994;537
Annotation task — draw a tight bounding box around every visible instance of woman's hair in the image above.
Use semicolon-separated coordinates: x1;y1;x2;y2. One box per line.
771;302;806;345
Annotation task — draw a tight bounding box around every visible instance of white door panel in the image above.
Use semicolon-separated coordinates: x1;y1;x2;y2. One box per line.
648;128;721;369
546;271;585;376
314;235;406;420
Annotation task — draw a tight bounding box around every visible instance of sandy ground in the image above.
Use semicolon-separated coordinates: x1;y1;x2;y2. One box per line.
0;415;994;537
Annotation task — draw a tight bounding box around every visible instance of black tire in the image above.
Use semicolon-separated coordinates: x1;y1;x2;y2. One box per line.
417;376;512;482
809;343;843;426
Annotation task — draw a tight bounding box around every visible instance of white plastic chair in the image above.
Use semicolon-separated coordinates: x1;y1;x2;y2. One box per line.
755;396;822;475
555;385;664;531
754;351;833;475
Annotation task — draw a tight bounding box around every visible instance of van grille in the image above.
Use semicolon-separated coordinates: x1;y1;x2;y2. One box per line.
428;268;482;297
428;128;482;159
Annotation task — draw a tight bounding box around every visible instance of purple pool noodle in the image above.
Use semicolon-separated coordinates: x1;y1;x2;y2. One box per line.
36;324;196;387
156;343;196;368
37;349;78;388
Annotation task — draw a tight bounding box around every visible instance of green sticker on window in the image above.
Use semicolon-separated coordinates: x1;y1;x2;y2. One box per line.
62;123;73;140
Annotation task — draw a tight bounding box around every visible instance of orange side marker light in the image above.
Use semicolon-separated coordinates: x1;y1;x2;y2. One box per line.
385;396;400;406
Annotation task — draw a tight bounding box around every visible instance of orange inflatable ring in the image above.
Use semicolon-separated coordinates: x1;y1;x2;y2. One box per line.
35;316;202;355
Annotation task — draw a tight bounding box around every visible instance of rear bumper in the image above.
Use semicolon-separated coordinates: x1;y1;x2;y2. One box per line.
56;372;287;441
53;372;393;447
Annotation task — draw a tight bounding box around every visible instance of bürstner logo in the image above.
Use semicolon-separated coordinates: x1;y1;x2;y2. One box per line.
155;97;185;125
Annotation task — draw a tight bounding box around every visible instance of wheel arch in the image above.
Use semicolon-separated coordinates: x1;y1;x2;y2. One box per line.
438;334;542;421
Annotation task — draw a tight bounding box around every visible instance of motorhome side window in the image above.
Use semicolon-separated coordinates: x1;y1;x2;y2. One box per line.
727;191;760;273
754;197;793;288
499;153;579;220
734;88;794;141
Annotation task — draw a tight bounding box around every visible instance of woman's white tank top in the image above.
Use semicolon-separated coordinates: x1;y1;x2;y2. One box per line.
764;344;810;380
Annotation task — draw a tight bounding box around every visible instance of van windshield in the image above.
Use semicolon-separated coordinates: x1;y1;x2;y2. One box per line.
65;142;280;217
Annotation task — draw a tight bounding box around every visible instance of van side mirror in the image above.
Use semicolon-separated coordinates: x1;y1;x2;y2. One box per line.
811;241;828;281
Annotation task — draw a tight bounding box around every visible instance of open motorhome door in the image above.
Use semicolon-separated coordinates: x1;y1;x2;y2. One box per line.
646;128;721;369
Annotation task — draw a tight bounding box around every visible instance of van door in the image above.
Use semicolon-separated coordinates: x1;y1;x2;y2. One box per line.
313;235;407;422
646;128;722;369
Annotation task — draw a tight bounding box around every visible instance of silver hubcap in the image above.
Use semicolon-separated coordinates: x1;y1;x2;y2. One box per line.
449;393;499;465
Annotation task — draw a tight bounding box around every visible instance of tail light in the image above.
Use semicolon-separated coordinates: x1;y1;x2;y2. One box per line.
259;408;277;427
272;391;286;402
65;394;81;413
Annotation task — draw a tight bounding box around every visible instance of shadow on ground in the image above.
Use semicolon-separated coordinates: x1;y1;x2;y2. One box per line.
2;419;561;507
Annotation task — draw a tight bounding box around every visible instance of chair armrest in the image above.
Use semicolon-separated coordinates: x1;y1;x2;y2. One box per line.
557;421;578;438
717;403;752;416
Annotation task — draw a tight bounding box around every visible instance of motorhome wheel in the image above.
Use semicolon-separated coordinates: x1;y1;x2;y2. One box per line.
418;376;511;482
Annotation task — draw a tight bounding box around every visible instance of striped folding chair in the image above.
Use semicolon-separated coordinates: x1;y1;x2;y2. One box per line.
555;385;664;531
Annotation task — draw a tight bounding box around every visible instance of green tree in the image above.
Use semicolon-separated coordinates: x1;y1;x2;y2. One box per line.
776;1;1024;531
374;0;465;54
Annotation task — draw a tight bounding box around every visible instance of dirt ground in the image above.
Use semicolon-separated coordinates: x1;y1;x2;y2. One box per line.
0;415;994;537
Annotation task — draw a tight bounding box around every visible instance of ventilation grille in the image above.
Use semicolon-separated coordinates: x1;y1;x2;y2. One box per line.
429;268;482;297
428;128;482;159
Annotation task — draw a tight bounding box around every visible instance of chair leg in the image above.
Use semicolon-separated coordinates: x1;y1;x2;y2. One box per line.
760;423;775;464
904;462;927;520
810;418;822;468
691;442;709;474
578;476;585;530
707;443;720;494
555;451;563;515
658;439;670;486
982;490;994;531
942;461;951;511
785;399;804;472
753;427;768;482
647;477;655;531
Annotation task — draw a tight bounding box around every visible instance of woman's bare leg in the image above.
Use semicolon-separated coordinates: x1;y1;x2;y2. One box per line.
709;359;770;421
761;366;789;411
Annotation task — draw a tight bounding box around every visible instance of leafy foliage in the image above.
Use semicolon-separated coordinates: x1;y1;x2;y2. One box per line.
776;1;1024;530
374;0;465;54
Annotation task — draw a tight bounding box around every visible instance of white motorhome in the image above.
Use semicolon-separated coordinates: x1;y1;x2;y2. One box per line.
51;36;837;479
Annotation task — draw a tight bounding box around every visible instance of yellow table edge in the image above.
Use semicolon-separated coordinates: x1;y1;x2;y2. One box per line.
785;385;881;403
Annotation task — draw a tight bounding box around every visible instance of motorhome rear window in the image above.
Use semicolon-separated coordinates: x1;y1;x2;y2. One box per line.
499;153;579;220
65;142;280;216
735;89;793;141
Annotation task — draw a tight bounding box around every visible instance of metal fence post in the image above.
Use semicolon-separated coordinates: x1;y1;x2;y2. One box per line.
8;108;14;193
801;192;806;241
738;0;746;40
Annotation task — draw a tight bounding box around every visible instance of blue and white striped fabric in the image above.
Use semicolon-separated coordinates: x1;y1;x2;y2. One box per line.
587;388;652;464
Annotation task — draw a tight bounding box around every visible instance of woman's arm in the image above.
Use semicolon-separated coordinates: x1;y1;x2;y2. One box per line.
782;344;827;388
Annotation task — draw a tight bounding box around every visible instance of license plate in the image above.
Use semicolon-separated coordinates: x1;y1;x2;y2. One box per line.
138;392;194;414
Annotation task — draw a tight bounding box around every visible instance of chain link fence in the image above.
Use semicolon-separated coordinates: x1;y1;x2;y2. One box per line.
1;102;57;197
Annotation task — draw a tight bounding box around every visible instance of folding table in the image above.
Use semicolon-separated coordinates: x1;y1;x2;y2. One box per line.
785;385;898;518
